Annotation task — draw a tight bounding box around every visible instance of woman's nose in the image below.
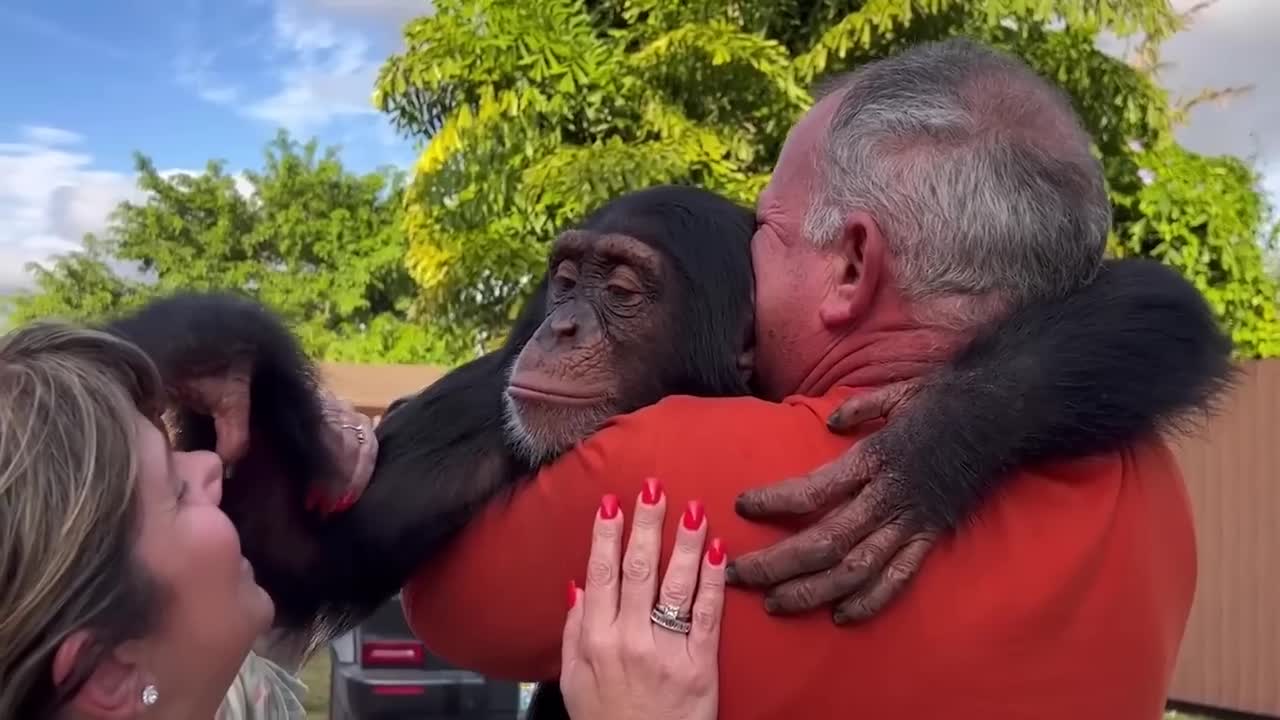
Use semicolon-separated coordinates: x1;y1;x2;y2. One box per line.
193;450;225;505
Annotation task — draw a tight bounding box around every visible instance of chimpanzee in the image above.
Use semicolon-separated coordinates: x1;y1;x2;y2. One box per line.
101;185;1235;665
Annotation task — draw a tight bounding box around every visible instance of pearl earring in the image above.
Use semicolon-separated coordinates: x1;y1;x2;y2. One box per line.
141;685;159;707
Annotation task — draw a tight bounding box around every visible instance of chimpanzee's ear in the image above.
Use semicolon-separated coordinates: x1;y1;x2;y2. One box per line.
737;346;755;384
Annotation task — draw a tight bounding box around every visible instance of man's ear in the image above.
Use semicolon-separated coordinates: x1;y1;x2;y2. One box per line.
818;210;887;329
737;346;755;384
53;631;148;720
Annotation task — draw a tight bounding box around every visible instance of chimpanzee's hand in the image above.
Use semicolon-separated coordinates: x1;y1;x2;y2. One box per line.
726;382;940;624
169;356;254;466
312;392;378;515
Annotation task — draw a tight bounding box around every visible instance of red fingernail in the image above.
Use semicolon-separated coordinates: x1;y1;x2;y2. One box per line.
682;500;705;530
599;494;620;520
567;580;578;609
708;538;727;566
641;477;664;505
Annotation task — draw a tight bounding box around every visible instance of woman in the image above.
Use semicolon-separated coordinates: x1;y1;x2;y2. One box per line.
0;321;723;720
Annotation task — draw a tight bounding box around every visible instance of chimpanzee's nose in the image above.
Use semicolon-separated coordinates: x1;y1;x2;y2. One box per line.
550;314;577;339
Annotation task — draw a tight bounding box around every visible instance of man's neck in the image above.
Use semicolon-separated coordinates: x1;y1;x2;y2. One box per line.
793;324;966;398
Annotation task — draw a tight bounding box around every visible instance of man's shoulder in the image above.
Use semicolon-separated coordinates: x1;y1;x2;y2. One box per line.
601;393;827;443
1017;433;1185;487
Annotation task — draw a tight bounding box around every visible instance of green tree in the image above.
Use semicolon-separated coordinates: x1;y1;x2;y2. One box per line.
10;132;459;363
375;0;1280;359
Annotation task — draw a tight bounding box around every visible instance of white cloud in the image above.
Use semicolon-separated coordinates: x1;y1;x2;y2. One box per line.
0;129;255;296
296;0;430;28
175;49;243;105
1157;0;1279;167
173;0;430;134
0;133;143;294
1100;0;1280;198
241;0;387;133
21;126;85;147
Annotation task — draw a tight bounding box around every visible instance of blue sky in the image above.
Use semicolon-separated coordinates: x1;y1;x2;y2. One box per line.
0;0;418;171
1;0;1278;294
0;0;427;292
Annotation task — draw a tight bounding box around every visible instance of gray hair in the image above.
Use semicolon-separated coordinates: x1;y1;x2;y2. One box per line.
804;38;1111;325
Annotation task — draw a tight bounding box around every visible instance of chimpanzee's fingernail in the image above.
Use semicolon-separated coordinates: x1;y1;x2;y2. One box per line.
724;563;740;585
340;491;362;512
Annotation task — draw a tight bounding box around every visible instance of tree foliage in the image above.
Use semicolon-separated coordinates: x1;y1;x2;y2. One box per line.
376;0;1280;358
10;132;456;364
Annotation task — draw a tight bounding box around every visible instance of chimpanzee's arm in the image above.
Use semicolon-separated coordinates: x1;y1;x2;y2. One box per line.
869;257;1236;530
101;284;548;643
730;258;1237;620
101;291;335;496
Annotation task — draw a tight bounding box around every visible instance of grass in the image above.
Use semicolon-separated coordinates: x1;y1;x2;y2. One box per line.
298;653;332;720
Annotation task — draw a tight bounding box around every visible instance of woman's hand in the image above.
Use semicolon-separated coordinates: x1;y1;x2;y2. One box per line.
310;392;378;514
561;479;727;720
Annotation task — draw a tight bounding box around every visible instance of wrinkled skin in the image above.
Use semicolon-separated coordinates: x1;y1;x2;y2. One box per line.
504;232;686;465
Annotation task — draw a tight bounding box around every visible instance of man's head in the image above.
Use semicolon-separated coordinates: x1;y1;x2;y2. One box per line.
751;38;1111;400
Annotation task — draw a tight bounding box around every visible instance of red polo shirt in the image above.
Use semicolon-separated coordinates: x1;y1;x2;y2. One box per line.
402;387;1196;719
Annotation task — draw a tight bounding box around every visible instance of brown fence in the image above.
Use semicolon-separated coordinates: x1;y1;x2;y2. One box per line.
321;359;1280;716
1167;359;1280;717
318;362;445;417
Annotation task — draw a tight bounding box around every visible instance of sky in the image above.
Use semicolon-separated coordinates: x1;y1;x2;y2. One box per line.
1;0;1278;295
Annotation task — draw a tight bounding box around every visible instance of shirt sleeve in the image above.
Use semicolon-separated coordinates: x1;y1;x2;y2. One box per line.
216;652;309;720
401;413;662;681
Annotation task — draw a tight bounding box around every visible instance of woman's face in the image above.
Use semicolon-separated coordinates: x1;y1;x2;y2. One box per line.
128;411;274;710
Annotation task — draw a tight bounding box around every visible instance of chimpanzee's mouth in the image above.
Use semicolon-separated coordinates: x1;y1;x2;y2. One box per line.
507;383;609;406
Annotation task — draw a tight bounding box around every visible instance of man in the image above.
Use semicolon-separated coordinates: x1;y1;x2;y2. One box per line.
400;39;1196;719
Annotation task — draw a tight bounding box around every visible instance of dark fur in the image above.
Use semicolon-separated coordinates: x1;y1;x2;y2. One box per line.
102;194;1234;677
868;257;1238;530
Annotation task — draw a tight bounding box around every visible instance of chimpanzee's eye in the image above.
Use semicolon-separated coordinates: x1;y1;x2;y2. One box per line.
552;261;577;293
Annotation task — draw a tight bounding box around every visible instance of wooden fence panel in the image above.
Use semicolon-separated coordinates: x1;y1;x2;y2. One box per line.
1168;359;1280;717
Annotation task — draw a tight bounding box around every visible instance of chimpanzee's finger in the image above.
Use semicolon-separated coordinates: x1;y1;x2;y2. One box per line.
212;400;251;468
761;521;908;614
207;376;249;466
833;532;936;625
727;497;877;588
826;382;918;433
336;411;377;513
733;449;874;519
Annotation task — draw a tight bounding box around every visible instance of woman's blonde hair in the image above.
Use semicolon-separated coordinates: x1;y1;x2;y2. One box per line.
0;321;168;718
